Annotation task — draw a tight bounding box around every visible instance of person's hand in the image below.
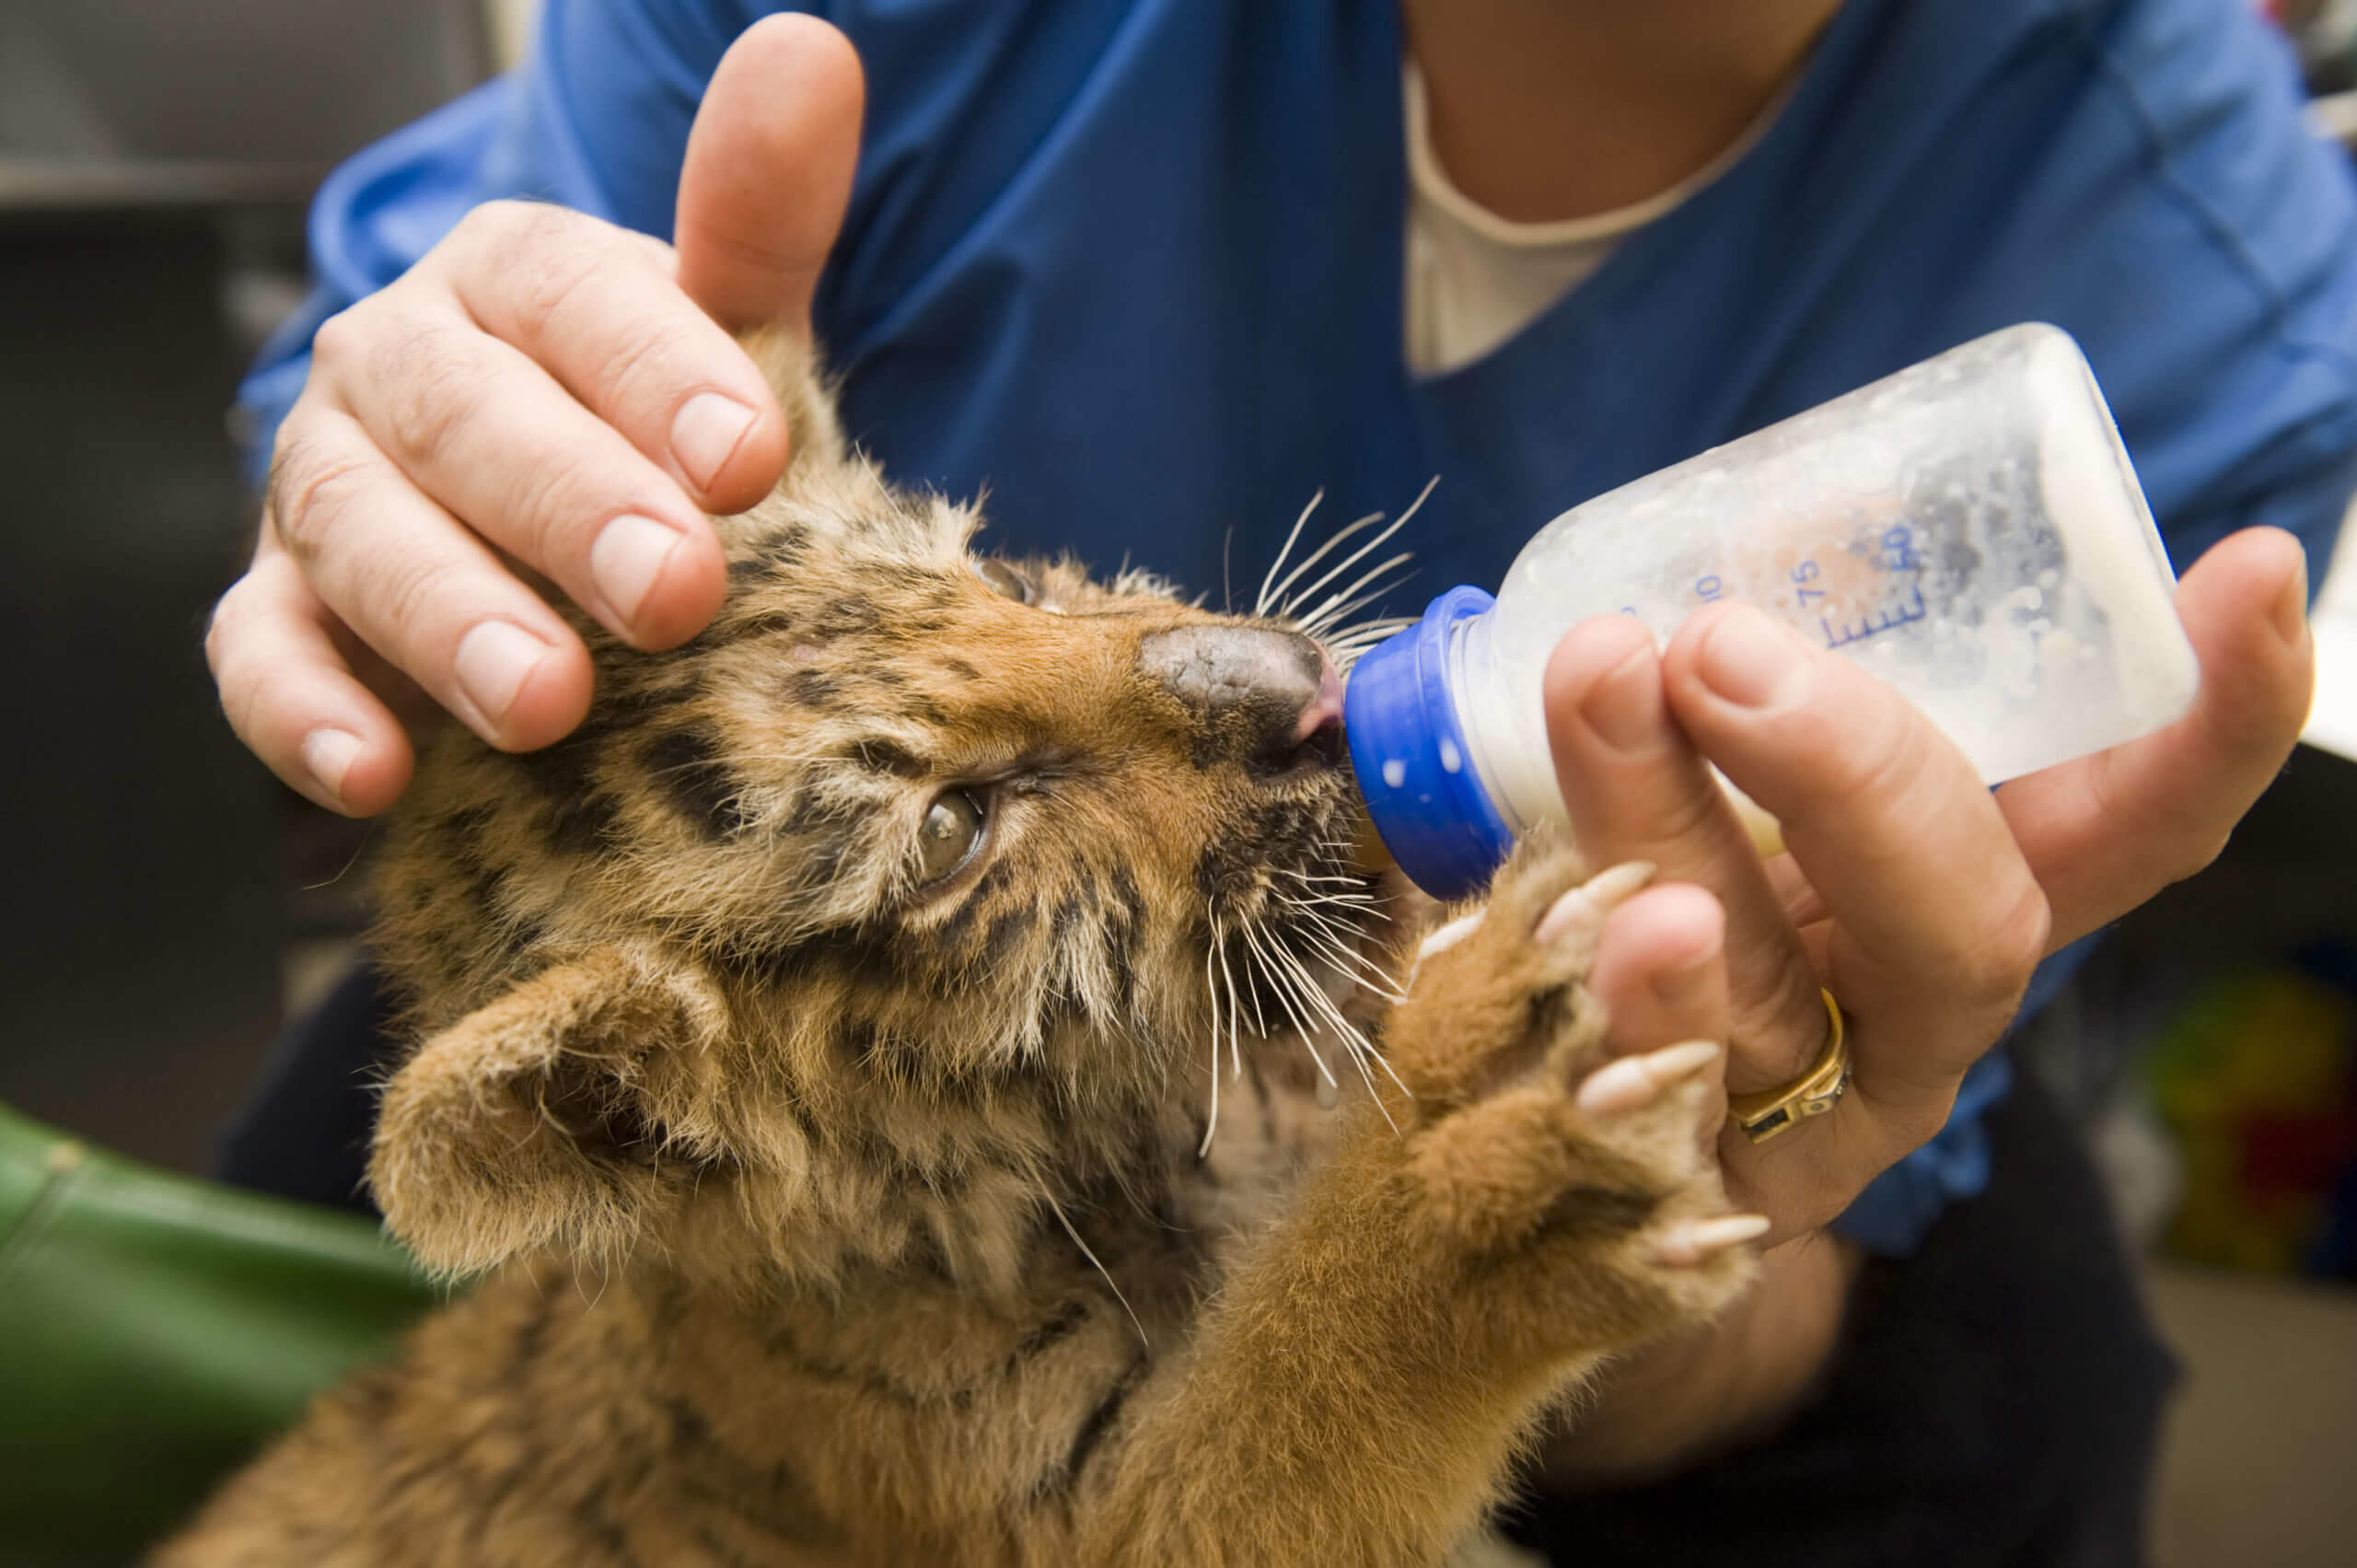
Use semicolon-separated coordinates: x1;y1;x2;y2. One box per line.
206;16;865;815
1554;525;2315;1243
1522;526;2310;1481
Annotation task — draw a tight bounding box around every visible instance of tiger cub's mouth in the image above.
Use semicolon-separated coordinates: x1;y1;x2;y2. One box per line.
1188;633;1402;1135
1248;661;1348;779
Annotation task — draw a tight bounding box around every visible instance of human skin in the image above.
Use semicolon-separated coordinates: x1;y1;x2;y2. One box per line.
204;9;2319;1477
205;17;861;819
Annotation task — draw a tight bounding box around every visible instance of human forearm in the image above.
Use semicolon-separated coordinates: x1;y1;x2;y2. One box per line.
1532;1230;1861;1487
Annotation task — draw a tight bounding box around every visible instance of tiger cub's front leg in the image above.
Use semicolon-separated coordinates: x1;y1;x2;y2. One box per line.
1078;841;1761;1568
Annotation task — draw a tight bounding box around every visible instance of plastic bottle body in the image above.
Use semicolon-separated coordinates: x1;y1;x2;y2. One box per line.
1345;324;2200;897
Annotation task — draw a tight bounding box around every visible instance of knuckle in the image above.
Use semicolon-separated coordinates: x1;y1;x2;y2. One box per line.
1952;877;2051;1014
456;197;565;256
503;218;607;343
1645;772;1735;853
309;304;368;373
1878;1098;1956;1163
266;436;376;562
203;578;255;672
2143;794;2235;889
372;320;496;470
205;598;273;739
595;310;687;419
506;459;603;565
369;549;471;653
2163;830;2233;886
218;661;271;747
2085;750;2234;890
1821;695;1936;811
451;198;517;243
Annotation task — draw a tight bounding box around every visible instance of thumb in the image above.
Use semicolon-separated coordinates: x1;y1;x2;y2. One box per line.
1998;525;2315;950
675;15;865;334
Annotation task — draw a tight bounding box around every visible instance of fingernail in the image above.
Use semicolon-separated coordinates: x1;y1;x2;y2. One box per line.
1580;645;1665;750
454;620;551;727
1647;941;1720;1005
1695;605;1813;710
591;514;683;627
2275;555;2310;645
670;392;758;493
299;727;362;803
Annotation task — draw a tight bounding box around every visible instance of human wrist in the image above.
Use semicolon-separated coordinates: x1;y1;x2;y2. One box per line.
1533;1230;1862;1487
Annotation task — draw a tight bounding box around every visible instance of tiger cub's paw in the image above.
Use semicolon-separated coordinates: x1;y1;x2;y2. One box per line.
1384;838;1760;1347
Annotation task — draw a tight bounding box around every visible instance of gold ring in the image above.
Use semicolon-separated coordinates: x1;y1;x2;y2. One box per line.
1727;990;1851;1144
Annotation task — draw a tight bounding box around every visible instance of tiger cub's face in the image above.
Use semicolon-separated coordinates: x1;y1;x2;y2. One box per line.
366;337;1391;1283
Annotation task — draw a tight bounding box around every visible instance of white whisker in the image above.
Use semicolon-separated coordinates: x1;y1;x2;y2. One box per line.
1242;920;1319;1049
1214;923;1265;1050
1293;559;1417;637
1279;476;1434;626
1239;920;1341;1088
1264;509;1391;618
1277;867;1370;886
1286;918;1407;1002
1255;490;1324;617
1261;938;1401;1124
1264;912;1414;1103
1282;881;1386;905
1043;1188;1148;1350
1201;917;1224;1158
1278;517;1413;625
1213;927;1252;1079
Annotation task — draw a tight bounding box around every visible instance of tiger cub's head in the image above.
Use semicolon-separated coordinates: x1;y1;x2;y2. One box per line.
364;331;1401;1283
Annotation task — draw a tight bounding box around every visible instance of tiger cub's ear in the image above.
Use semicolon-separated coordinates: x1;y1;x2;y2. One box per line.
367;950;726;1276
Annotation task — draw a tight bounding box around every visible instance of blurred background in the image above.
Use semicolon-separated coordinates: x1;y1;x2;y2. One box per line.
1;2;2354;1563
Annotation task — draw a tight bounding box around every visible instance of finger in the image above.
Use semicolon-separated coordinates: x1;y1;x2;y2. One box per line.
323;302;726;650
206;541;415;815
1586;881;1730;1059
2000;527;2314;949
1544;616;1824;1091
1663;603;2050;1117
268;409;595;753
425;205;787;517
676;13;865;333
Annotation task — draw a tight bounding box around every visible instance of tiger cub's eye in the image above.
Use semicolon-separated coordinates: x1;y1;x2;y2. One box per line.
916;790;986;884
974;559;1034;604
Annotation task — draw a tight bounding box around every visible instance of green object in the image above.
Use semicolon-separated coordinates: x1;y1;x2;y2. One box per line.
0;1101;440;1563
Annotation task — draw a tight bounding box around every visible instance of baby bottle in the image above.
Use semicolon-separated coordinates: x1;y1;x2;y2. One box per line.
1344;323;2200;900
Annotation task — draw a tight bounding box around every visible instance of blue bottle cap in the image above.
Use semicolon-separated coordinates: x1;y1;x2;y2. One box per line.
1342;586;1515;901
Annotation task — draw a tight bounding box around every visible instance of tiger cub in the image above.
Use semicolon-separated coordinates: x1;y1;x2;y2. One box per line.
158;331;1756;1567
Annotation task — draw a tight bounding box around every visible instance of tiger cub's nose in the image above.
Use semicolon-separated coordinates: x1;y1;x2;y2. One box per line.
1138;627;1346;773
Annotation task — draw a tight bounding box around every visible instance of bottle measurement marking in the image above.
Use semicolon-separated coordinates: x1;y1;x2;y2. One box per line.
1821;583;1927;649
1821;526;1925;646
1645;529;1931;647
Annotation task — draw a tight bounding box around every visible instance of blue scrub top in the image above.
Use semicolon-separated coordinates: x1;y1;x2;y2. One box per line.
238;0;2357;1250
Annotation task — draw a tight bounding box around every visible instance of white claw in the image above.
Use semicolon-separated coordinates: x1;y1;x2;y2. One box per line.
1534;861;1656;948
1654;1213;1772;1265
1576;1040;1724;1114
1417;910;1487;962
